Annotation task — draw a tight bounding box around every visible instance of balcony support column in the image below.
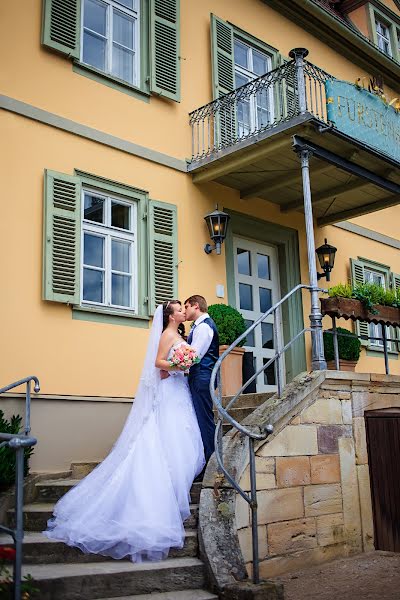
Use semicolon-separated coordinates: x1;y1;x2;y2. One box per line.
289;47;309;114
299;147;327;371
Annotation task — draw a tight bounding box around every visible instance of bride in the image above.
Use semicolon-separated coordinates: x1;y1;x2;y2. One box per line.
44;301;205;562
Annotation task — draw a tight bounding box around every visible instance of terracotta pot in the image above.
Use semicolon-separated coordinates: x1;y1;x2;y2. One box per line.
219;345;245;396
321;297;400;327
327;359;358;372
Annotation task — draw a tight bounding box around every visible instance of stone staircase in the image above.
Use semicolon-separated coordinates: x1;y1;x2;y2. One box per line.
1;392;271;599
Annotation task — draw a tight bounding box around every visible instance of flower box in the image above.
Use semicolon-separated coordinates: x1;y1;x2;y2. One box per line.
321;297;400;327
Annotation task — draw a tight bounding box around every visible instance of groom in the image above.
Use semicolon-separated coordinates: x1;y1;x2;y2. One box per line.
184;295;219;465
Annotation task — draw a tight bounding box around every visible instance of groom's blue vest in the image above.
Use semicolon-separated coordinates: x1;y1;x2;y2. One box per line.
188;317;219;375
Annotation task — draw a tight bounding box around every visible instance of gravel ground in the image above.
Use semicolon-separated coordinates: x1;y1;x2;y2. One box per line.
272;551;400;600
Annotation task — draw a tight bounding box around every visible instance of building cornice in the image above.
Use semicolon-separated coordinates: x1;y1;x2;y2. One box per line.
263;0;400;90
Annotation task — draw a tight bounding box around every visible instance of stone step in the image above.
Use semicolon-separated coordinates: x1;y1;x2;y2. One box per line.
35;479;202;505
21;557;205;600
8;503;199;532
0;530;198;563
97;590;218;600
213;406;255;422
221;392;273;409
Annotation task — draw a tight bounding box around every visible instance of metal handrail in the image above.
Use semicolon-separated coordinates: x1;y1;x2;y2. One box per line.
0;376;40;600
210;285;326;584
189;58;334;162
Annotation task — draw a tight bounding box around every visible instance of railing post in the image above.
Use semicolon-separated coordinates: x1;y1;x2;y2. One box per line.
381;323;390;375
332;316;340;370
289;48;309;114
13;445;24;600
249;437;260;585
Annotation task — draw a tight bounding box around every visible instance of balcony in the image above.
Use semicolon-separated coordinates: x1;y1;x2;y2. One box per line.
188;53;400;226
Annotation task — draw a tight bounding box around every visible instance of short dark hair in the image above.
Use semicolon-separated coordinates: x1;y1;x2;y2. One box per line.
184;295;208;312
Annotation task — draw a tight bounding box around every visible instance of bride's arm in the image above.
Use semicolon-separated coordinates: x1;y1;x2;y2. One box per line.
155;331;179;370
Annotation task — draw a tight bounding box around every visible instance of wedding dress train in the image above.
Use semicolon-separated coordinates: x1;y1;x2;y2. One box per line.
44;307;205;562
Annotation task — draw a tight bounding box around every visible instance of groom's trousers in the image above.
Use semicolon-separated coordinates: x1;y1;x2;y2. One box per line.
188;371;215;463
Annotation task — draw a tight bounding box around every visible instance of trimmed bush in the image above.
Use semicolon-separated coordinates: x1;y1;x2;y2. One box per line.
0;410;33;490
323;326;361;362
208;304;247;347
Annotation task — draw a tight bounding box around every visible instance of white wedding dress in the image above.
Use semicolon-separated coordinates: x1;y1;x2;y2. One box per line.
44;306;205;562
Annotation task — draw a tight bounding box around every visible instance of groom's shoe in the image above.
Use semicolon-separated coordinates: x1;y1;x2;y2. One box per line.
194;467;206;483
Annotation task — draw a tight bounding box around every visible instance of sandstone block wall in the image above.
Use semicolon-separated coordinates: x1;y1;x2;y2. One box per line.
236;373;400;578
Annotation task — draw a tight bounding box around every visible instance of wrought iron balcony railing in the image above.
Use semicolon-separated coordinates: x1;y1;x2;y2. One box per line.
189;59;333;162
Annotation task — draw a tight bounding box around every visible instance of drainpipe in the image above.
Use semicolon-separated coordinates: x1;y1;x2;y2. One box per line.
290;48;327;371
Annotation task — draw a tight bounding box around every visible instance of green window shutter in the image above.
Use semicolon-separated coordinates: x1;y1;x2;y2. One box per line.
350;258;369;346
210;14;235;99
278;55;298;120
149;0;180;102
42;0;81;58
148;200;178;314
43;170;81;304
210;15;236;147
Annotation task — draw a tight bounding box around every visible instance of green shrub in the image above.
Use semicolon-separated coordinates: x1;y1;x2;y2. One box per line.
328;282;400;312
0;410;33;490
208;304;247;347
323;326;361;362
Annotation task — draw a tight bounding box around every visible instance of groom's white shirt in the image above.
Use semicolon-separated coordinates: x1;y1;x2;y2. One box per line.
190;313;214;359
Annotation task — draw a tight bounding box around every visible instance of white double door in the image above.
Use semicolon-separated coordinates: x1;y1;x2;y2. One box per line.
234;237;284;393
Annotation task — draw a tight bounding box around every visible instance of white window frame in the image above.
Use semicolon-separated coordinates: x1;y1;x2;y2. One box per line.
376;19;393;57
233;38;274;136
81;0;140;86
364;267;387;348
81;187;138;313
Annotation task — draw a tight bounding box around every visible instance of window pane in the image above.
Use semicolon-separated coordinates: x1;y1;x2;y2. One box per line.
115;0;134;9
234;41;248;69
259;287;272;313
244;319;255;347
237;248;251;275
113;10;134;48
253;50;268;76
239;283;253;310
112;273;131;306
84;194;105;223
84;233;104;268
263;359;276;385
112;239;130;272
261;322;274;349
111;202;130;229
112;44;134;83
83;268;104;302
257;253;270;279
235;72;248;88
83;31;106;71
84;0;107;36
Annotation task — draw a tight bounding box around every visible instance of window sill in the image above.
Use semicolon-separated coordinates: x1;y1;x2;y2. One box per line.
72;305;150;328
366;347;398;359
73;61;150;103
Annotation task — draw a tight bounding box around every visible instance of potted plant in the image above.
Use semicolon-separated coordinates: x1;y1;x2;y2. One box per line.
208;304;247;396
323;326;361;371
321;283;400;327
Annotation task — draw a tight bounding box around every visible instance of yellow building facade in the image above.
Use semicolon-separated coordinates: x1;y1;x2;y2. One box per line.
1;0;400;470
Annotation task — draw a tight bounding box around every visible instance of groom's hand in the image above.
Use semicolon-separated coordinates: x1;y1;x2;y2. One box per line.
160;370;170;380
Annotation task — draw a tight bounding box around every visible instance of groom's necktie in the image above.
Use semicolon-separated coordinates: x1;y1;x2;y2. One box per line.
188;324;196;345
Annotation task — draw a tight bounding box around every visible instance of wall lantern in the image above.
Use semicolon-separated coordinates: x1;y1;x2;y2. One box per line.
204;207;230;255
315;238;337;281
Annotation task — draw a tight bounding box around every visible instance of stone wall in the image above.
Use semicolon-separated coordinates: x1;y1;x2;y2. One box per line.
235;372;400;578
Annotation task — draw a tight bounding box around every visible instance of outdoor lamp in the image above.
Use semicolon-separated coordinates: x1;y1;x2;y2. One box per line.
204;207;230;255
315;238;337;281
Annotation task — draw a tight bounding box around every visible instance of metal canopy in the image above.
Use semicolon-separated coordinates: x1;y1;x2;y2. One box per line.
189;118;400;226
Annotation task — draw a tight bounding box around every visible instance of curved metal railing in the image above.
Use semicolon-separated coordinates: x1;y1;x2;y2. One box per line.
0;376;40;600
210;285;326;583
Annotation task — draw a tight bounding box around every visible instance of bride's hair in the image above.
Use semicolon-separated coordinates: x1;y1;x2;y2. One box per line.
162;300;182;332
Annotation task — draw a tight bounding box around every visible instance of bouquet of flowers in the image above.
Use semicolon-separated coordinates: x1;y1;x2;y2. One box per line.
169;344;200;373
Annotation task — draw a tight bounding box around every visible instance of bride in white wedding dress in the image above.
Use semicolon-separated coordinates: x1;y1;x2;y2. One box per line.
44;301;205;562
